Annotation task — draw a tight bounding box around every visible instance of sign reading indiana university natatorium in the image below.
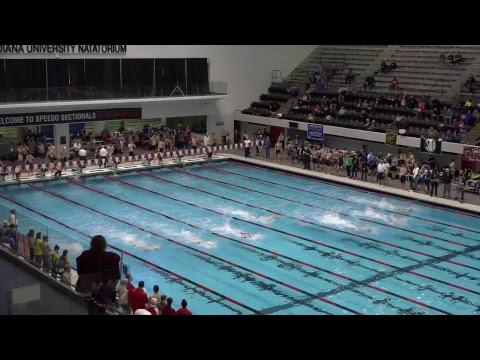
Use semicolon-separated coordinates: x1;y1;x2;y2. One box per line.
0;108;142;127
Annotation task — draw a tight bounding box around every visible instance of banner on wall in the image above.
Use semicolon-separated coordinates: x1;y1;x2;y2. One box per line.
420;137;442;154
0;108;142;127
307;123;324;141
463;146;480;161
385;129;397;146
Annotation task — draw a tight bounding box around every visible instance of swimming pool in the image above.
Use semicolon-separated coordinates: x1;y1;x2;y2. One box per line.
1;160;480;315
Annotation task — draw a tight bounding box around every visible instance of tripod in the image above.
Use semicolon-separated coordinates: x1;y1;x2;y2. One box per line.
170;76;184;96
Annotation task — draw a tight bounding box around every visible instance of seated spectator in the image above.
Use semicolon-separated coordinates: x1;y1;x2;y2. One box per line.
390;77;400;90
363;76;375;90
345;68;355;84
439;53;446;64
158;294;168;313
76;235;121;294
161;297;176;315
146;298;160;315
175;299;192;316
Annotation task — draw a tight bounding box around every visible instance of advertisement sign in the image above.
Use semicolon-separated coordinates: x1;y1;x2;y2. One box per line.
307;123;324;141
0;108;142;127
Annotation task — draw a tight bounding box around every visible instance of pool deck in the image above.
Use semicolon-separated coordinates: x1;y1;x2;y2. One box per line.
0;155;229;187
3;150;480;215
222;153;480;215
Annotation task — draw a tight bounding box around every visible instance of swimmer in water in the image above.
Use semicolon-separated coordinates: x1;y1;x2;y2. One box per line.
240;232;252;239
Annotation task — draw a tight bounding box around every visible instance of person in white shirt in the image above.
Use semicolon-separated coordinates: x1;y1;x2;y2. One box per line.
377;160;385;187
203;133;210;146
244;137;252;158
383;161;390;186
99;146;108;168
191;135;197;150
412;164;420;192
8;209;17;227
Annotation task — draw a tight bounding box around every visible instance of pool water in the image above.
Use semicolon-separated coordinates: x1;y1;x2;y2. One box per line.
1;160;480;315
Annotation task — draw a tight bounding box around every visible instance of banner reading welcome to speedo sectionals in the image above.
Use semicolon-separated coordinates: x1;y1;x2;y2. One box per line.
0;108;142;127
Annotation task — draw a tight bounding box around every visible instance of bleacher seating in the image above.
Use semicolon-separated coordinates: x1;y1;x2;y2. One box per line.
244;45;480;145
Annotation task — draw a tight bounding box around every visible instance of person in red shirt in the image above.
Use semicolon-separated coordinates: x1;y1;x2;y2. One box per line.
161;297;176;315
129;280;149;313
175;299;192;316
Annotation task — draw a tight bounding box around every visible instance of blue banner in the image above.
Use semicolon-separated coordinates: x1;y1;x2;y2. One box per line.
307;123;324;141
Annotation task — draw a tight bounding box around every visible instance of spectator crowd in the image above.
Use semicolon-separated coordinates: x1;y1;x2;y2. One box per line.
1;219;193;316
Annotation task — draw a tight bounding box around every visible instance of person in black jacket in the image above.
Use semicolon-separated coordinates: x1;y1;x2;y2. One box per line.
430;167;440;197
303;146;311;170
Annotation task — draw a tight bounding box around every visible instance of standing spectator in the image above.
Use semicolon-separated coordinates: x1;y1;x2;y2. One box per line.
129;281;149;313
455;171;467;203
442;168;453;199
41;236;51;270
33;232;43;267
243;137;252;158
278;132;285;150
263;136;271;159
51;245;60;273
76;235;121;295
399;162;407;190
345;152;354;178
56;250;70;274
203;133;210;147
99;146;108;168
430;167;440;197
274;139;282;159
175;299;192;315
161;297;176;315
26;229;35;262
377;159;385;187
8;209;17;227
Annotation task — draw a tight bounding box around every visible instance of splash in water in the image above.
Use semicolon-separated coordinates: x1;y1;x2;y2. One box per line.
213;220;263;241
350;196;413;213
352;207;408;226
109;231;161;251
61;242;86;255
218;207;276;225
313;213;373;232
163;227;218;249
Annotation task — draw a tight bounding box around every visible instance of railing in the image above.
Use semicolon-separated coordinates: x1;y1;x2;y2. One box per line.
0;83;216;103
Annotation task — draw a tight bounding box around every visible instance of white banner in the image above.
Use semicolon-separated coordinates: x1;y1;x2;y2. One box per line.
179;150;183;156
